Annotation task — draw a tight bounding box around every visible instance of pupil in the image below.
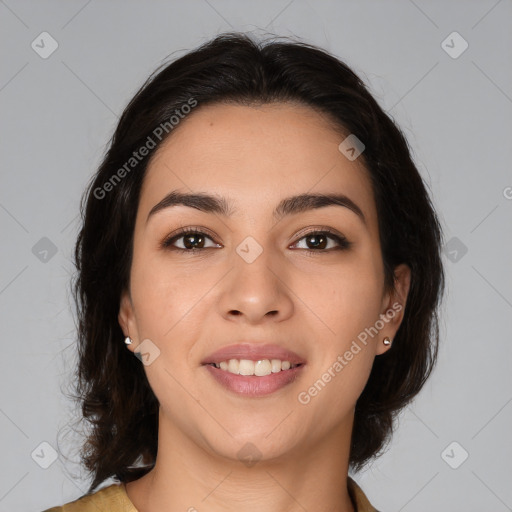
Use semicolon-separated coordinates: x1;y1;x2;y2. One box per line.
184;234;204;249
307;234;326;249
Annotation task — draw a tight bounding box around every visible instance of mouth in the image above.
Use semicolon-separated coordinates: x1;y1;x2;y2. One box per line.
201;343;307;397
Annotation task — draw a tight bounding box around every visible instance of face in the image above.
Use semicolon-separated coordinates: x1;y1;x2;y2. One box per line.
119;102;410;462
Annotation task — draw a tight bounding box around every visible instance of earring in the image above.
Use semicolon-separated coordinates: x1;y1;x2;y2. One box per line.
383;337;392;346
124;336;133;345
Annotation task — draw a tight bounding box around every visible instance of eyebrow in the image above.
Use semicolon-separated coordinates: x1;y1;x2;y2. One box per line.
146;190;366;225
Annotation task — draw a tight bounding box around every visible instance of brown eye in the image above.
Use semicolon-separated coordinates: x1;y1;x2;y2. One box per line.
161;228;220;252
304;233;329;250
292;230;351;252
181;232;206;249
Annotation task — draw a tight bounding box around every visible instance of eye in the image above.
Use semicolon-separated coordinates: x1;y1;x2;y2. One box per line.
161;226;351;254
291;228;351;253
161;227;220;252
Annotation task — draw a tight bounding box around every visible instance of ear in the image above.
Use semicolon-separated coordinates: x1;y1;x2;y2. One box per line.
118;289;138;353
375;263;411;355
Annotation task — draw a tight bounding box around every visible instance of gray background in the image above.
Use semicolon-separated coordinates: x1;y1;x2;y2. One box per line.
1;1;511;511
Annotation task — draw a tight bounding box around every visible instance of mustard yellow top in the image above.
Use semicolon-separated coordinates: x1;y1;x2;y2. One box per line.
42;477;379;512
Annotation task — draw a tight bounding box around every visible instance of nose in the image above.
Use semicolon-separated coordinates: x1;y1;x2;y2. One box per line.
216;246;294;325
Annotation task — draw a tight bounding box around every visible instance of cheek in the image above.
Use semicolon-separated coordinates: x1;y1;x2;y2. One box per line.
129;250;208;341
294;254;384;343
312;346;375;419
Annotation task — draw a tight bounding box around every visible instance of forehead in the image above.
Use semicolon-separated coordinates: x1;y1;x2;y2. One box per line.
138;102;377;228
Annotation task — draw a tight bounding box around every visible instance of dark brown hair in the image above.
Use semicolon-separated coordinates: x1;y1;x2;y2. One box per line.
67;31;444;494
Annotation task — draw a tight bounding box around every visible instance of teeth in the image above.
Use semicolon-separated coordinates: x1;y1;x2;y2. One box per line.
227;359;239;374
211;359;299;376
271;359;282;373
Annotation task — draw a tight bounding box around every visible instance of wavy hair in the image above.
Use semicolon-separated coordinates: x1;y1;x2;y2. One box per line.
68;31;445;494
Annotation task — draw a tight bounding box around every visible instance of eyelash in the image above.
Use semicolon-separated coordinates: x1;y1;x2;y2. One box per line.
161;226;351;254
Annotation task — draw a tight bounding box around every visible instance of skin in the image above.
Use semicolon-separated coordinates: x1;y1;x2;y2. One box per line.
119;102;411;512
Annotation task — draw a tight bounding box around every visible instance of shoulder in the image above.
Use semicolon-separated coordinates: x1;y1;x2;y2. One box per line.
348;477;382;512
43;479;377;512
41;483;137;512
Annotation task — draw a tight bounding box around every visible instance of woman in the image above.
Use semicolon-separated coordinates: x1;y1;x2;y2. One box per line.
43;31;444;512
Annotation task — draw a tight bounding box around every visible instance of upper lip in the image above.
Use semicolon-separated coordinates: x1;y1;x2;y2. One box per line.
202;343;306;365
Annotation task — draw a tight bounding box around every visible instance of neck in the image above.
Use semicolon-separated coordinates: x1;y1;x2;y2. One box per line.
125;408;355;512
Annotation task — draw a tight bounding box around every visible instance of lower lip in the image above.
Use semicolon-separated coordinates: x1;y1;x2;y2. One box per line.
203;364;305;397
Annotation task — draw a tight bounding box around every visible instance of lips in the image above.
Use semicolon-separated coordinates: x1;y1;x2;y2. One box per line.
204;363;305;397
201;343;306;366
